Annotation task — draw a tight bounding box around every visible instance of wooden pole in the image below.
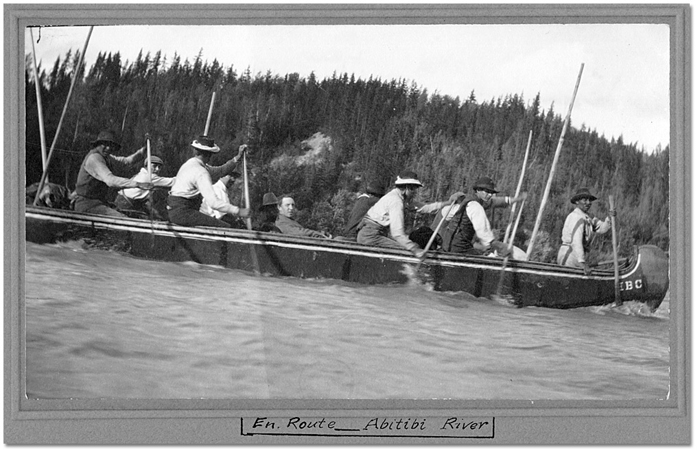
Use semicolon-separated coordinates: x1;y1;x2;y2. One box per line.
29;27;48;173
33;26;94;206
242;151;261;274
415;200;457;272
525;63;585;260
609;195;621;305
503;130;532;243
204;91;216;136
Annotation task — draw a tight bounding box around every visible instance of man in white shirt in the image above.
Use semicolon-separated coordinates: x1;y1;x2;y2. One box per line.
557;188;611;275
199;172;246;228
114;155;175;219
357;170;463;257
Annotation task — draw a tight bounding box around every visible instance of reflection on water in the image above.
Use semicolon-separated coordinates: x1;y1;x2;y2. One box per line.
24;241;670;400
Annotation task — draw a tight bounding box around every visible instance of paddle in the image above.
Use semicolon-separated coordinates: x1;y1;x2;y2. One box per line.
414;200;457;272
241;146;261;275
609;195;621;306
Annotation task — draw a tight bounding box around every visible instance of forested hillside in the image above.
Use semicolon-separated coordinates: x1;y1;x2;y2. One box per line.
24;49;670;263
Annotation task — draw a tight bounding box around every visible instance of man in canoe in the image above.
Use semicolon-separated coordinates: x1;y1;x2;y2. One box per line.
356;170;464;258
557;188;611;275
73;130;153;217
342;178;387;240
114;155;175;220
256;192;282;233
167;135;250;228
438;176;527;257
199;171;246;228
275;195;332;238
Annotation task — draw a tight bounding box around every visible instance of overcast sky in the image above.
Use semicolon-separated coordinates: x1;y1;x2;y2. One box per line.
26;22;669;152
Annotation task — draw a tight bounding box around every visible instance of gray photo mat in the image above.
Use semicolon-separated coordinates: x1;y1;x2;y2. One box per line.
4;3;691;445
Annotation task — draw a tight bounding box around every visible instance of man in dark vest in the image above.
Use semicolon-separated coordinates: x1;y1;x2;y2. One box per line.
438;176;526;256
73;130;151;216
342;179;386;240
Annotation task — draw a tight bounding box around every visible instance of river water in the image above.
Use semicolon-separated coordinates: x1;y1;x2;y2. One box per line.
24;240;670;401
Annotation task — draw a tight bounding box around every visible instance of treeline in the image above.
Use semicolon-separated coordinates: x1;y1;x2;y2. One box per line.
24;49;669;262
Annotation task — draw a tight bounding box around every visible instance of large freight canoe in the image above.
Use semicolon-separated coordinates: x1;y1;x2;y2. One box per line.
25;205;670;311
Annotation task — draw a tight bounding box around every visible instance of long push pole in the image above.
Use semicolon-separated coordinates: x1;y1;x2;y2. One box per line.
29;27;48;172
525;63;585;260
34;26;94;205
609;195;621;305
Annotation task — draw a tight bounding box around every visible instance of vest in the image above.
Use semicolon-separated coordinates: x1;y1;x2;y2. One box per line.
441;194;482;253
75;149;110;202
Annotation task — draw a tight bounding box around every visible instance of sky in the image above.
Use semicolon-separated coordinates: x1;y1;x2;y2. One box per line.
24;21;670;153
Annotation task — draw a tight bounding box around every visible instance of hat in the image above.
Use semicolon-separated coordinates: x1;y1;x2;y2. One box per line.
366;180;386;196
570;188;598;204
144;155;164;167
394;170;423;187
91;130;121;150
473;177;499;193
191;135;220;153
261;192;278;207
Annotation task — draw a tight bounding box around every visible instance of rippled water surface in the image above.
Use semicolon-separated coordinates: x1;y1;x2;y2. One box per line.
24;241;671;400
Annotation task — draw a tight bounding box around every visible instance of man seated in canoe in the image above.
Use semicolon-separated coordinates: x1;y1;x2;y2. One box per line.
256;192;282;233
557;188;611;275
275;195;332;239
73;130;153;217
356;170;464;258
438;176;527;257
341;178;386;241
114;155;175;220
199;171;246;228
167;135;250;228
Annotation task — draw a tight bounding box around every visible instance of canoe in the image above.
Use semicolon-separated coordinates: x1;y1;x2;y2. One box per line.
25;205;670;311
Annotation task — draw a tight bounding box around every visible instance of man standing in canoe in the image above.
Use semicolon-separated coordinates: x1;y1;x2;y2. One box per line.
439;176;527;257
356;170;464;258
557;188;611;275
73;130;152;217
167;135;250;228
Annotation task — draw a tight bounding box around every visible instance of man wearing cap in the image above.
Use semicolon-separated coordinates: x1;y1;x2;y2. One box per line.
73;130;152;216
342;179;386;240
557;188;611;275
357;170;464;257
256;192;282;233
275;195;332;238
440;176;527;256
167;135;250;228
114;155;175;220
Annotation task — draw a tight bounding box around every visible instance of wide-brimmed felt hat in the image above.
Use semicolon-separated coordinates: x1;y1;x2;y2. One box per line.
473;176;499;193
261;192;278;207
144;155;164;167
394;170;423;187
366;179;386;196
570;188;598;204
191;135;220;153
91;130;121;150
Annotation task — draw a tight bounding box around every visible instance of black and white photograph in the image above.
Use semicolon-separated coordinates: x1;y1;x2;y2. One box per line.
4;2;691;446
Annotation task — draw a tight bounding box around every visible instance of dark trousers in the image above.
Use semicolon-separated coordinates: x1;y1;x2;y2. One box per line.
167;195;231;228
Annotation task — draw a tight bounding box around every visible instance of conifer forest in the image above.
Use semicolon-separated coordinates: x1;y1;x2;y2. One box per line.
24;49;670;263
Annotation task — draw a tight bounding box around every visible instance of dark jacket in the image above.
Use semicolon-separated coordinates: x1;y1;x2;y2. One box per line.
343;193;380;238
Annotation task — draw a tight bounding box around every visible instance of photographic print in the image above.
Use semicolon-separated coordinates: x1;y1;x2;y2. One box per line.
5;3;690;446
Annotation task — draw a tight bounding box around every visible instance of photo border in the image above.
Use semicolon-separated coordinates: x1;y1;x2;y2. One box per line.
4;3;691;445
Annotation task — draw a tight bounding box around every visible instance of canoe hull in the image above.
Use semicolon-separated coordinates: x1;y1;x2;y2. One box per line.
25;207;669;311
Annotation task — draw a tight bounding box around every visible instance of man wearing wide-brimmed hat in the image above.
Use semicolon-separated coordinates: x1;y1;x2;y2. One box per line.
114;155;175;220
557;188;611;274
356;170;464;257
73;130;151;216
168;135;251;228
342;178;387;239
439;176;527;257
256;192;282;233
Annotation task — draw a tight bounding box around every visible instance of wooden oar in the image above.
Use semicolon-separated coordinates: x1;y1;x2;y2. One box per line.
242;148;261;275
415;200;456;272
33;26;94;206
525;63;585;260
609;195;621;306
